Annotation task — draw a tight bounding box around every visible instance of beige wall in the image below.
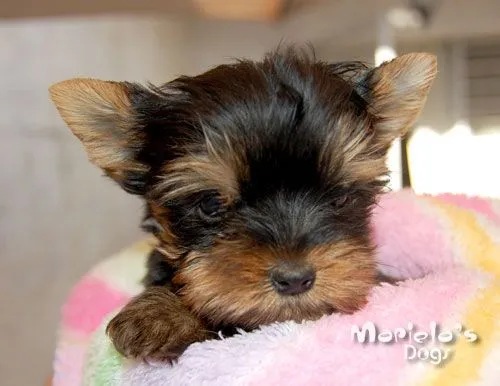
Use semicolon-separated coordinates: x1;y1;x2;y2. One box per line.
0;15;193;385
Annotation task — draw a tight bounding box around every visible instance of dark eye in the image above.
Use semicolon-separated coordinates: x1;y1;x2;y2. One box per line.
333;194;351;209
199;195;223;218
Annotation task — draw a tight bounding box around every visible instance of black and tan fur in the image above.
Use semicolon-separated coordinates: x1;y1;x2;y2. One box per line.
49;47;436;362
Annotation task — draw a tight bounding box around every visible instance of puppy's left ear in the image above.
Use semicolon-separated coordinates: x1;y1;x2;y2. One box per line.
361;53;437;144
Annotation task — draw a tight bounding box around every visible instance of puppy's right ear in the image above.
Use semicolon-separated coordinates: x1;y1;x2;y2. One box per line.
361;53;437;145
49;79;148;194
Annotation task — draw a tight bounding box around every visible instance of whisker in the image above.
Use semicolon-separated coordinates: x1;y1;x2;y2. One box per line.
375;261;399;271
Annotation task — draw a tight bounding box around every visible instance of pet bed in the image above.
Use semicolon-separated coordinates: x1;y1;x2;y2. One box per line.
52;189;500;386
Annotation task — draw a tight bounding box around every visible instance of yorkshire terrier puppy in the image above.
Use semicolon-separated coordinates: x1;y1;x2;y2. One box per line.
50;47;436;362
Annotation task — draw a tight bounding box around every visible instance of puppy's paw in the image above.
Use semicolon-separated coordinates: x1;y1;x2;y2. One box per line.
106;287;209;363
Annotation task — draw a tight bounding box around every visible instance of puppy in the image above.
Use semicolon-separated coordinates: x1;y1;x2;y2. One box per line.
49;47;436;362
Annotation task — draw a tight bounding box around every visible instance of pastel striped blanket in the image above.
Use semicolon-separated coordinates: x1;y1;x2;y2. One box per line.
52;190;500;386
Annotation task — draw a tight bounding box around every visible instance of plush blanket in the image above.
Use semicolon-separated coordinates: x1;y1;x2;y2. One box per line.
52;190;500;386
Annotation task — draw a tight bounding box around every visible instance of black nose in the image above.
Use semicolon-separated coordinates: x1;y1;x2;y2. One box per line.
270;266;316;295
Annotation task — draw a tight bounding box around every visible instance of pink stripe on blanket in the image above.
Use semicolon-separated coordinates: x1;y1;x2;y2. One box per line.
372;190;455;279
61;275;129;335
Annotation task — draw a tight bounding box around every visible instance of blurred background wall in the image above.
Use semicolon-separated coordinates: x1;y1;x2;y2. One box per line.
0;1;499;385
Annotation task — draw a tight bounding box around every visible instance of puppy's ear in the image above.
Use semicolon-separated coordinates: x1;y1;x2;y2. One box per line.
361;53;437;144
49;79;148;194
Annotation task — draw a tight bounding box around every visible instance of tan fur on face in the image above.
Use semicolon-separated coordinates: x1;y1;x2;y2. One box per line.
174;238;376;328
148;203;185;260
49;79;147;181
320;112;388;185
155;133;248;205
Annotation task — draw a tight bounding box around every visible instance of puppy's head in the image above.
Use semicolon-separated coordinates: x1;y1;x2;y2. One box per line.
50;48;436;328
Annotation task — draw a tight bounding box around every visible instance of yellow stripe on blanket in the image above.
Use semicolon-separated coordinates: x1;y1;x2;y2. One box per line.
419;199;500;385
420;283;500;386
427;198;500;277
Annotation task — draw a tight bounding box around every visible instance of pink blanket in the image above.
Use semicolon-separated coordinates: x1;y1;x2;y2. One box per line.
53;190;500;385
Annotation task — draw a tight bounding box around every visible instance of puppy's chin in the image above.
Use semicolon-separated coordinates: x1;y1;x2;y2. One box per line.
173;241;376;329
177;283;372;330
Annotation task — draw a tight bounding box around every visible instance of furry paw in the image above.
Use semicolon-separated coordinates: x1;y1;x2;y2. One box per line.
106;287;210;363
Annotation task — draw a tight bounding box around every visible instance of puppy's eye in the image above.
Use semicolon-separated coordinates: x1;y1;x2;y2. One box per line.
199;195;223;217
333;194;351;209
